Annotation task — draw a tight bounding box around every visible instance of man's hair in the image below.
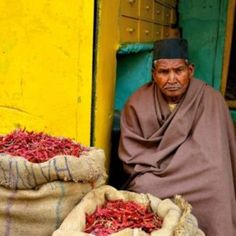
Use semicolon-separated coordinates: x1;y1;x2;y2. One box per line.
152;59;190;71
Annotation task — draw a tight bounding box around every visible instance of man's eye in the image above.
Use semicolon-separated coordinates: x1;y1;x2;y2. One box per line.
175;67;185;74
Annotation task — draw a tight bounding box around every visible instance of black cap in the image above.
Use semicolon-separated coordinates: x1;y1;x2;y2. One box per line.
153;38;188;61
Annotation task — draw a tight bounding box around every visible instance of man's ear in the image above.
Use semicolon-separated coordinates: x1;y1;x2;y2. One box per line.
152;63;157;82
152;61;157;81
152;69;156;82
188;63;195;78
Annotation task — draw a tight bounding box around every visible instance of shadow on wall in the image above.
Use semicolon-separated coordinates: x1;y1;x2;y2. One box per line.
108;110;129;189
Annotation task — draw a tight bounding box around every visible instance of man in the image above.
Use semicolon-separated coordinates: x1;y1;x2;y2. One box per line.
118;38;236;235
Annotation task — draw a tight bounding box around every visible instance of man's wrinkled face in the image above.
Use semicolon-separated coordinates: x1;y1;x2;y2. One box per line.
152;59;194;103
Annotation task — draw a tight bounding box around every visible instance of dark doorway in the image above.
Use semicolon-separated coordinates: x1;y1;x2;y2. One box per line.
225;10;236;100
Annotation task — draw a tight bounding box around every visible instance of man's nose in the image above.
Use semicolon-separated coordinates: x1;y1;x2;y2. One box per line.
168;70;176;83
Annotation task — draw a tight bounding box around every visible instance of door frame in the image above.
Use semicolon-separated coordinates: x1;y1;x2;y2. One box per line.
221;0;236;108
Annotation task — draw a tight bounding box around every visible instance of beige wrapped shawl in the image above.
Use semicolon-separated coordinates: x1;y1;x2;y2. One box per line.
119;79;236;235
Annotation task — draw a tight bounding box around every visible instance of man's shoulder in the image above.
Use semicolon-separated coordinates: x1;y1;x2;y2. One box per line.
193;78;222;95
193;78;225;103
123;81;154;111
203;82;223;98
129;81;154;100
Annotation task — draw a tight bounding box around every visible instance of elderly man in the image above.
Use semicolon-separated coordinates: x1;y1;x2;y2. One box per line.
118;38;236;235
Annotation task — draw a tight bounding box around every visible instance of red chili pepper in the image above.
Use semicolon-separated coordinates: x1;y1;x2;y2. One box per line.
84;200;163;235
0;129;88;163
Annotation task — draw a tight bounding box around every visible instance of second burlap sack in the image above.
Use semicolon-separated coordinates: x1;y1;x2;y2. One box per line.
53;185;205;236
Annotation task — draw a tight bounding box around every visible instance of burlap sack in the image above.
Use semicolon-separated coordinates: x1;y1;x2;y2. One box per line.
53;185;205;236
0;148;107;236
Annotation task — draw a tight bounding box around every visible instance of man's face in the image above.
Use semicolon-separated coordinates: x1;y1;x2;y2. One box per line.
152;59;194;103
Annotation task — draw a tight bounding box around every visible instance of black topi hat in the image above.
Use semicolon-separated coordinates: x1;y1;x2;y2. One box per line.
153;38;188;61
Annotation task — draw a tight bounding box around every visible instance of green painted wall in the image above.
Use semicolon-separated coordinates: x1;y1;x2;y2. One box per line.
115;44;153;111
178;0;236;120
179;0;228;90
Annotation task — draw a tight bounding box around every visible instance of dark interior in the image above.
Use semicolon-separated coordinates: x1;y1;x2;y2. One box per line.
225;12;236;100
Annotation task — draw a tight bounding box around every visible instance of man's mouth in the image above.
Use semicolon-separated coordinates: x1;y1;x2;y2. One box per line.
165;86;181;91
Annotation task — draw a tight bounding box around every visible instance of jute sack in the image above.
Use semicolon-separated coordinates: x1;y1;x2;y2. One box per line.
0;148;107;236
53;185;205;236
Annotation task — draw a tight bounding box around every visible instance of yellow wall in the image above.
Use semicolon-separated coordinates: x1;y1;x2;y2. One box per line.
93;0;120;166
0;0;94;145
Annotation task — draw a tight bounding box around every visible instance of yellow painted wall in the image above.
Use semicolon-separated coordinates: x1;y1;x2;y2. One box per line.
0;0;94;145
93;0;120;166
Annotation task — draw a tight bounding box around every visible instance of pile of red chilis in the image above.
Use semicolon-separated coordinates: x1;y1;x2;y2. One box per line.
84;200;163;236
0;129;87;163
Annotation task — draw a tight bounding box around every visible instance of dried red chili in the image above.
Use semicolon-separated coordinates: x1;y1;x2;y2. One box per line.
84;200;163;236
0;129;88;163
